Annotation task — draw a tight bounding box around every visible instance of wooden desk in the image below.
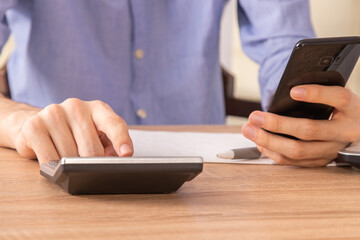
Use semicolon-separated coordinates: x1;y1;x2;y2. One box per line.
1;125;360;240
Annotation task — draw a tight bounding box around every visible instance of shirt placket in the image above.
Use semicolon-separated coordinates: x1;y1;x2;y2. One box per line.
130;0;151;124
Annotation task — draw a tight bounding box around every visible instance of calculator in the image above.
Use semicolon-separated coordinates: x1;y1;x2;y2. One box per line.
40;157;203;194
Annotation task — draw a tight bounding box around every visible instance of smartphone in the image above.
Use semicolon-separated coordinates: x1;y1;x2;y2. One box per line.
268;37;360;121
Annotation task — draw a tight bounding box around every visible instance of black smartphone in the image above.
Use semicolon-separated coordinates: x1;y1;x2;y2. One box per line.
268;37;360;121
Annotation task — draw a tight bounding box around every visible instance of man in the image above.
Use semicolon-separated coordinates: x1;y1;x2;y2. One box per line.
0;0;359;167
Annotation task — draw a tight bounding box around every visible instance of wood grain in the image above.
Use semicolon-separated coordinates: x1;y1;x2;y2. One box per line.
1;125;360;240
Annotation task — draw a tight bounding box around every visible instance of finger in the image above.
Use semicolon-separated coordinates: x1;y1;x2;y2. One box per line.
18;116;60;165
290;85;356;112
242;123;342;160
91;101;133;157
259;146;333;168
31;134;60;165
248;111;360;142
40;104;79;158
63;99;104;157
99;131;117;156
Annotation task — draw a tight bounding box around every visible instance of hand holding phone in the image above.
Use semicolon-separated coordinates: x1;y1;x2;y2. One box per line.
268;37;360;122
241;37;360;167
269;70;345;120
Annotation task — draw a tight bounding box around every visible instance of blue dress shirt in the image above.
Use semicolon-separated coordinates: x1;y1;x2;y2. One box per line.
0;0;314;125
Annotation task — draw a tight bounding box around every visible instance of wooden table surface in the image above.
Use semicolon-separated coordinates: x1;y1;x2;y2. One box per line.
1;125;360;240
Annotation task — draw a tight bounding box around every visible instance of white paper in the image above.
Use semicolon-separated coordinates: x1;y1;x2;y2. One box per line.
129;129;275;165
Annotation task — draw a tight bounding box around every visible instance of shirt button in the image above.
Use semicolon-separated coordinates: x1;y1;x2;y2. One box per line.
134;49;144;59
136;109;147;119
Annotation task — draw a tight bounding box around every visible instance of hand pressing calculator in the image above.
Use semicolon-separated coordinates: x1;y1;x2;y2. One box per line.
40;157;203;194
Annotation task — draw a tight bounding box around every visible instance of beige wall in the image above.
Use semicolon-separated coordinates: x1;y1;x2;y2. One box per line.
222;0;360;102
311;0;360;95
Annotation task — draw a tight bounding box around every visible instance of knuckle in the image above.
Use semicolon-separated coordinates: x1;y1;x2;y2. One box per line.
41;104;63;122
287;141;305;159
300;119;331;140
63;97;82;107
63;98;86;117
258;131;270;148
22;116;43;136
265;115;280;132
300;120;318;139
310;86;321;99
91;100;113;112
337;88;352;108
109;115;127;127
92;100;107;108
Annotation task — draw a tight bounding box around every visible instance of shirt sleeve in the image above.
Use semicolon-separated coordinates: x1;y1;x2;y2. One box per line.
0;0;17;51
237;0;315;110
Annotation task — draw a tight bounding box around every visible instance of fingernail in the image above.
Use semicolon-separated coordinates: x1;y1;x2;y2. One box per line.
250;113;264;126
120;144;132;156
291;87;307;99
242;125;256;140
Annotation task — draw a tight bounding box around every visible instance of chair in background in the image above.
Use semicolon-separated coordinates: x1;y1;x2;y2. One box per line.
0;66;10;98
222;67;262;118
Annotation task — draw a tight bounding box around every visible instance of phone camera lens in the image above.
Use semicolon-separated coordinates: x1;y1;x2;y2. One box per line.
318;56;334;67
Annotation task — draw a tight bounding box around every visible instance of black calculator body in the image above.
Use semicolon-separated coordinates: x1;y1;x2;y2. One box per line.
40;157;203;194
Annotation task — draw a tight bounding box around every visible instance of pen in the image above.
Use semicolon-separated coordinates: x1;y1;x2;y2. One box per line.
217;147;263;160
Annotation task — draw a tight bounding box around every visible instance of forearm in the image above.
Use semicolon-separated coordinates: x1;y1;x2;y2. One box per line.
0;94;40;148
237;0;315;109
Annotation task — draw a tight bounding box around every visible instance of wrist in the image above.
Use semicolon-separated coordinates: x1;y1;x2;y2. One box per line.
0;99;40;149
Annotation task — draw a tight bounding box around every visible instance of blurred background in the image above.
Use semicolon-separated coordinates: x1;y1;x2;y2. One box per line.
220;0;360;124
0;0;359;124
